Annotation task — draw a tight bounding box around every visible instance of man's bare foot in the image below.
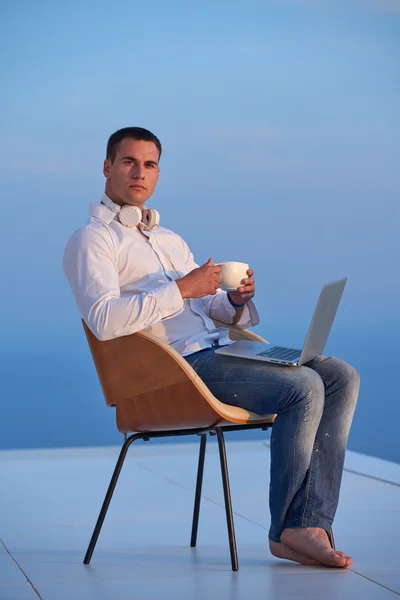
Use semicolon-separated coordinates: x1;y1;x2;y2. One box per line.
269;540;320;565
281;527;352;568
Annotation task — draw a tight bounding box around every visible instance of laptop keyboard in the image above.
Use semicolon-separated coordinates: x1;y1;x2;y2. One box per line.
256;346;301;361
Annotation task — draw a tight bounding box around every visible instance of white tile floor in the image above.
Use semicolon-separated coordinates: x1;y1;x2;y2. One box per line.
0;440;399;599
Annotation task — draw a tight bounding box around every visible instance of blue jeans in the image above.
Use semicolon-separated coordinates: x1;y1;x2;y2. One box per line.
184;348;360;543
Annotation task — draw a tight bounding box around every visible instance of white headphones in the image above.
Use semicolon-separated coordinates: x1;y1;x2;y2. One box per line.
101;195;160;231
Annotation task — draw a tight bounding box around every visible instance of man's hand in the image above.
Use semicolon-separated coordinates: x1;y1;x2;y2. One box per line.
228;269;255;306
176;258;221;299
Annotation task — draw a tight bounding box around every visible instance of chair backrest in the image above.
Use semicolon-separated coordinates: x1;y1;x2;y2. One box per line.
83;321;187;408
82;320;270;432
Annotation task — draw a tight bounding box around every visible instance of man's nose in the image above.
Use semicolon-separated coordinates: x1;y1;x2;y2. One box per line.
132;164;145;179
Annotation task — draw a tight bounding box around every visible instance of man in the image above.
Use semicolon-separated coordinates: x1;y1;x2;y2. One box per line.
63;127;360;569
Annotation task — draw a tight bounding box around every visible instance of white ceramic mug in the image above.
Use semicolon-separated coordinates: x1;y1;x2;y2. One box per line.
214;261;249;291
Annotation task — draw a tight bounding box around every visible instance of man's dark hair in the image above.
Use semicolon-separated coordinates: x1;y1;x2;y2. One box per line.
106;127;162;163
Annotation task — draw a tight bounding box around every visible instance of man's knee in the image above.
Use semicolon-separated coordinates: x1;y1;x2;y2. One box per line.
325;357;360;391
282;367;325;410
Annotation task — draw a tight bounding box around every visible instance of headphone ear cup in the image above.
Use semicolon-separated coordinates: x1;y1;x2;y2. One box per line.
119;205;142;228
143;208;160;231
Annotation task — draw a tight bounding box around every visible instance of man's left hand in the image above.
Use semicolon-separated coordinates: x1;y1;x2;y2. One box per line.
228;269;255;306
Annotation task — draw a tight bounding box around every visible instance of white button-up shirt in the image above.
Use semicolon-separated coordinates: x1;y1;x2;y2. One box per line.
63;195;259;356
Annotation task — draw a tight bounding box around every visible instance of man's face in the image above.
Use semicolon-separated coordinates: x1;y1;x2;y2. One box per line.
103;138;160;207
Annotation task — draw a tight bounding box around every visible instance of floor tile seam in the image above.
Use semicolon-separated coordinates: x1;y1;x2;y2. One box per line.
16;577;168;587
135;460;269;532
0;538;43;599
349;567;400;596
25;572;207;587
341;468;400;489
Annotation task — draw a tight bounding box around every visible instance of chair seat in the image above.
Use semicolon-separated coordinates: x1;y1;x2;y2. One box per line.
116;382;275;433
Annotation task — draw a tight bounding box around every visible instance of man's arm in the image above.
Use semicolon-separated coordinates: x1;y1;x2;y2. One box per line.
63;226;184;340
225;268;258;326
203;290;260;329
176;237;259;328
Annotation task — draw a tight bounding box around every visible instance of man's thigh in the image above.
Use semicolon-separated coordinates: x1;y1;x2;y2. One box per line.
185;348;321;414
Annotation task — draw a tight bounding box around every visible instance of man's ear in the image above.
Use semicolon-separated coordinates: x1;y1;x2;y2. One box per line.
103;159;111;179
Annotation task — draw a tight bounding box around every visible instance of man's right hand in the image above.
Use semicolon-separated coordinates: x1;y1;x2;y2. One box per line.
176;258;221;299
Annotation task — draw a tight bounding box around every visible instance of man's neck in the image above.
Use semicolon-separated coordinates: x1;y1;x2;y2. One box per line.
104;186;144;210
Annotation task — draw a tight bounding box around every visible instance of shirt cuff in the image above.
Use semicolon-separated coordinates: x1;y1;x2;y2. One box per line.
152;280;184;319
243;299;260;327
209;292;260;328
225;298;259;328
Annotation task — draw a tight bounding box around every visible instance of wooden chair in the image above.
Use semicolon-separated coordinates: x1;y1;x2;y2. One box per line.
82;320;336;568
81;319;276;570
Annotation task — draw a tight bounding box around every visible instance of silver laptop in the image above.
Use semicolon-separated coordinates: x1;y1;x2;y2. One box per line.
215;278;347;366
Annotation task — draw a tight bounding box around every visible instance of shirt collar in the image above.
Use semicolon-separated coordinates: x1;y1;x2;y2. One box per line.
89;194;120;225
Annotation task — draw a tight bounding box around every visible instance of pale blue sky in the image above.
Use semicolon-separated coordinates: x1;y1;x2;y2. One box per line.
0;0;399;459
1;0;398;328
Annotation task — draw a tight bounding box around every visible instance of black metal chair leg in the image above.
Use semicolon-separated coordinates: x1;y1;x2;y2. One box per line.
214;427;238;571
328;528;335;549
83;433;142;564
190;433;207;547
